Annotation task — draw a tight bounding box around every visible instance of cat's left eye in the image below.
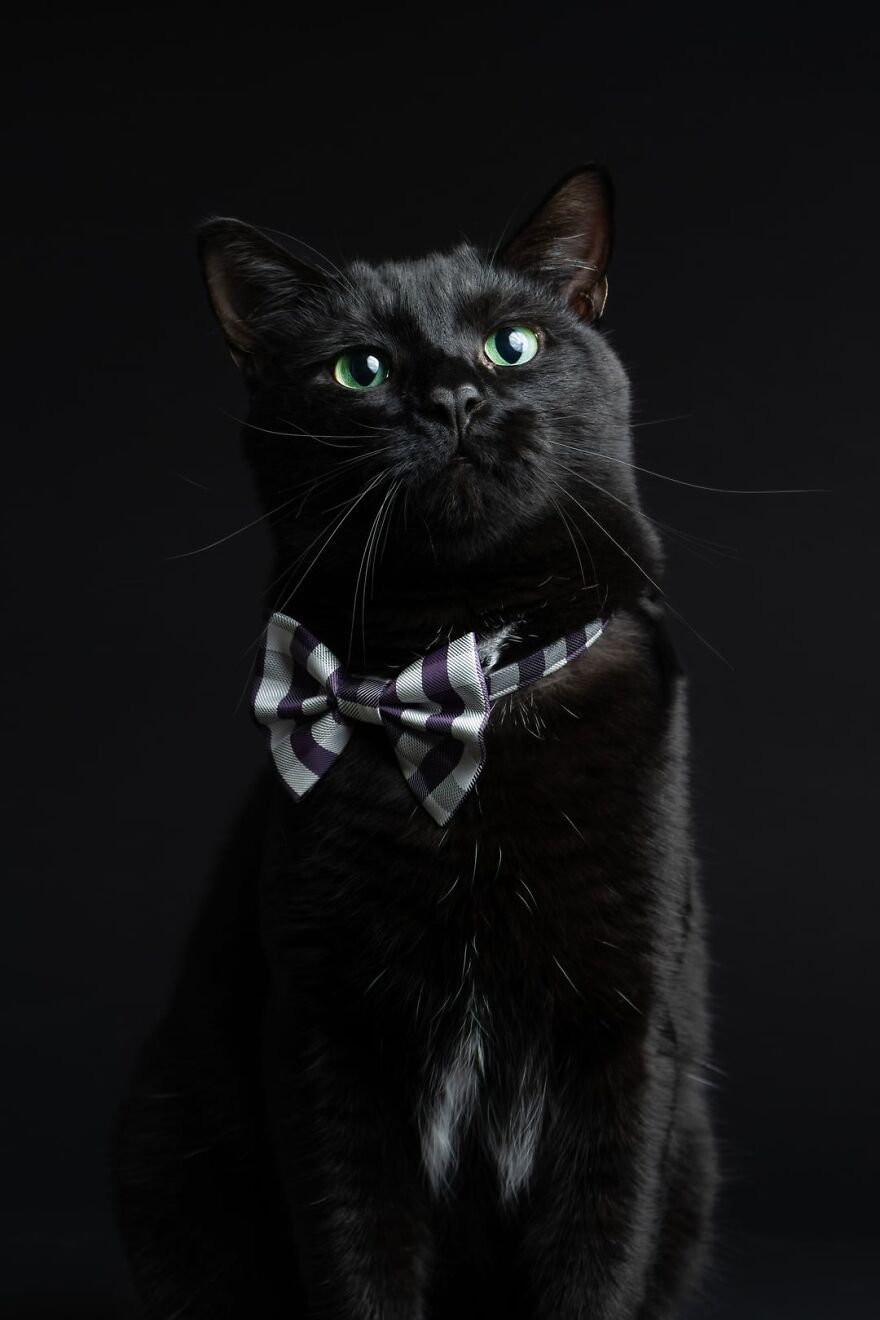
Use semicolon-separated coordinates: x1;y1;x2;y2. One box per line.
484;326;539;368
333;350;389;391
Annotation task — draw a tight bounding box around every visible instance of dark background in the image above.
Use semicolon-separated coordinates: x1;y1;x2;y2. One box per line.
4;5;878;1317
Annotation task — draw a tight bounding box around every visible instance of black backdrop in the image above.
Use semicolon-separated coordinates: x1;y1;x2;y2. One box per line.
4;6;878;1317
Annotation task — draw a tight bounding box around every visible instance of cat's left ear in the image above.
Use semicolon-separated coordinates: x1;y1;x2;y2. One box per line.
500;165;613;322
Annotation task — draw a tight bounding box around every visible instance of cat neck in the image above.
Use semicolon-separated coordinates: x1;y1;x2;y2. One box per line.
262;502;659;673
263;553;614;675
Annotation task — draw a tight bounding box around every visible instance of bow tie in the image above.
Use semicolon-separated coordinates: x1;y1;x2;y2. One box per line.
253;612;607;826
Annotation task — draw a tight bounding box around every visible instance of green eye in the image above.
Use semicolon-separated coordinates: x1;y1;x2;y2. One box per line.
484;325;539;367
333;350;388;390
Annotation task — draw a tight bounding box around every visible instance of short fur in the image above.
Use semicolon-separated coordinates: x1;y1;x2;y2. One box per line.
114;167;717;1319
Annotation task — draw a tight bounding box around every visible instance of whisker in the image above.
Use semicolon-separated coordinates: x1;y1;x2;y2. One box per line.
632;413;693;429
173;471;217;493
550;479;732;668
277;471;390;613
547;433;822;495
546;455;739;566
349;472;400;661
551;442;741;553
167;494;303;559
250;223;359;298
547;491;590;595
279;416;390;450
373;478;402;591
229;480;389;716
219;408;385;448
347;418;394;434
487;186;534;267
292;445;398;514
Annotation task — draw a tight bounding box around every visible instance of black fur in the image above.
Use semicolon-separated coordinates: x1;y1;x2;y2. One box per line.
114;167;716;1318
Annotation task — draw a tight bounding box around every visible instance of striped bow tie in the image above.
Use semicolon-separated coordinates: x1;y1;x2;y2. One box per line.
253;612;607;827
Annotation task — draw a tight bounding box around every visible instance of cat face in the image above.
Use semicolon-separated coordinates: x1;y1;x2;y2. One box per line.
199;169;658;603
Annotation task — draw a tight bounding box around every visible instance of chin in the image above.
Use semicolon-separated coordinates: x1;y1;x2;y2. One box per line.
410;475;534;569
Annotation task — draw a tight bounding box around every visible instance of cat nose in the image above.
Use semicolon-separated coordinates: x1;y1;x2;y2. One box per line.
427;381;484;437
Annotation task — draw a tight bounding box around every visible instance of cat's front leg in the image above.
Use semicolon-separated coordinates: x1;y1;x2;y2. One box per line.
522;1037;673;1320
267;1021;434;1320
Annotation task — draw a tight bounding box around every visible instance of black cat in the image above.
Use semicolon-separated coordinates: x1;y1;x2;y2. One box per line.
114;166;717;1319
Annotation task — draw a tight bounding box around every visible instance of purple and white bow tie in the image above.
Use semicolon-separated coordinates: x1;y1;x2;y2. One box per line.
253;612;607;827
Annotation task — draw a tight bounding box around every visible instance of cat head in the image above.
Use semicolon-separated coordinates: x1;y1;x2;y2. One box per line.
198;168;660;632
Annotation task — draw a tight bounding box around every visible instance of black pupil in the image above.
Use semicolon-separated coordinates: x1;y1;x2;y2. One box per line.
350;352;381;386
496;328;525;363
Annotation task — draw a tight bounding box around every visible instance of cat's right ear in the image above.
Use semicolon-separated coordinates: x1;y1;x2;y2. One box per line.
197;218;316;368
500;166;613;323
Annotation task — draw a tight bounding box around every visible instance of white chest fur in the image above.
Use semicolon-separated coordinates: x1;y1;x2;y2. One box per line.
419;988;546;1202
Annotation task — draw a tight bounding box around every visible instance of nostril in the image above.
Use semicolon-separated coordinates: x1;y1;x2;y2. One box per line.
461;386;482;417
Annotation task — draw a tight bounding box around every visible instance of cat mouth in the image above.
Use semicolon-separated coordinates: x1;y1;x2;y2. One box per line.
448;442;491;470
446;453;486;484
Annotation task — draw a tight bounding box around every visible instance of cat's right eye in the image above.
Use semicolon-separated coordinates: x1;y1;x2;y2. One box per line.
333;350;389;391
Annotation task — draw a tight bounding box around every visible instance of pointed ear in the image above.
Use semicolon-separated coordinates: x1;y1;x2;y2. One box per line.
196;217;320;366
500;165;614;323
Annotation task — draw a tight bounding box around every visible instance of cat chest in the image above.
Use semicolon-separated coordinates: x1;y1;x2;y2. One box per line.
418;983;548;1204
412;815;649;1202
